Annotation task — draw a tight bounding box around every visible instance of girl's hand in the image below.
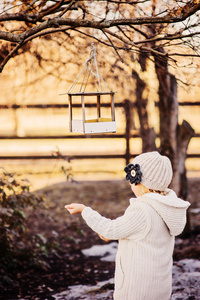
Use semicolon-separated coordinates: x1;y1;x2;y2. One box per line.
65;203;86;215
98;233;111;242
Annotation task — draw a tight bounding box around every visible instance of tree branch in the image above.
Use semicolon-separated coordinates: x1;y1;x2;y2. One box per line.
102;28;168;58
102;29;124;63
134;31;200;44
0;41;23;73
0;0;200;72
34;0;65;22
1;0;200;25
58;0;77;17
169;52;200;57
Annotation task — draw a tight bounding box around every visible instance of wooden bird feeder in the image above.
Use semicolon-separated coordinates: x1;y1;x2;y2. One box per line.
67;43;116;134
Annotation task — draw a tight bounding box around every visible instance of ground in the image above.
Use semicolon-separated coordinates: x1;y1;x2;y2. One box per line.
1;178;200;299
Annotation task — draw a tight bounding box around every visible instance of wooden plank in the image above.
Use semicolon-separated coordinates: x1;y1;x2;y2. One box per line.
68;92;116;96
0;102;124;109
155;101;200;107
186;154;200;158
84;121;116;134
0;102;124;110
0;133;140;139
0;153;199;160
0;154;136;160
178;102;200;106
1;133;199;139
0;104;69;109
1;101;200;110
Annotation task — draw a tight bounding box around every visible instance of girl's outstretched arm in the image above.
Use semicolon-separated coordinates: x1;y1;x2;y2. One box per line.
65;204;110;242
65;203;86;215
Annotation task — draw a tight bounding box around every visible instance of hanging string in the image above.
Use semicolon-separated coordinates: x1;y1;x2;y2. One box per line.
68;62;88;94
91;42;101;92
68;42;110;94
90;42;110;92
82;46;95;92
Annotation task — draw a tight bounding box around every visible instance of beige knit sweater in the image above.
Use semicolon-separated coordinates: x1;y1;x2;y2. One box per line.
81;189;190;300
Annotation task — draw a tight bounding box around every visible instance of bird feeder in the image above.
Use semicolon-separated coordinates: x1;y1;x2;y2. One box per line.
67;43;116;134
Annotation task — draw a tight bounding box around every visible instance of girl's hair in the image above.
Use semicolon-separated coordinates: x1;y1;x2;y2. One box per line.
140;184;168;196
148;189;168;196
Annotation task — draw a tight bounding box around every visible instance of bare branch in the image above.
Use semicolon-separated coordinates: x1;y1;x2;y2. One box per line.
102;29;124;63
134;31;200;44
34;0;65;22
0;41;23;72
1;0;200;25
129;25;149;39
169;52;200;58
21;26;72;43
58;0;77;17
117;25;133;43
73;28;112;47
23;0;39;14
102;28;168;58
0;30;22;43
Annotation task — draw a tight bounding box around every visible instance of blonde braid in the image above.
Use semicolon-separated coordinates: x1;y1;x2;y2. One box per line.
140;185;168;196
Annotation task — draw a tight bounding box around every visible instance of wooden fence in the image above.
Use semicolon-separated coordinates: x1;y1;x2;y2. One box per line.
0;100;200;165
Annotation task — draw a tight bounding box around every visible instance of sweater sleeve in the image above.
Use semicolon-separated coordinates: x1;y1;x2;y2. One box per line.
81;203;149;240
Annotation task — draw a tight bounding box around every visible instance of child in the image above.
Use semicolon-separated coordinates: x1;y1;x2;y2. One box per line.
65;151;190;300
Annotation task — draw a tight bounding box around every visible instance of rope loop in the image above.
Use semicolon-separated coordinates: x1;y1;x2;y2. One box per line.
68;42;110;94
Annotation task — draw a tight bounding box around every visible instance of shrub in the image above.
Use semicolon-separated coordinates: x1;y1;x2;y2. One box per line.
0;168;48;284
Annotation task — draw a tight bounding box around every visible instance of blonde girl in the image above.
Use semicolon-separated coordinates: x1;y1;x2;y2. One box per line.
66;151;190;300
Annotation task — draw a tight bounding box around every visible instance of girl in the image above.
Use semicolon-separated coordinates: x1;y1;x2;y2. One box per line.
65;151;190;300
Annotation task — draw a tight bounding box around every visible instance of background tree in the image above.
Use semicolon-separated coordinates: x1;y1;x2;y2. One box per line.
1;0;200;199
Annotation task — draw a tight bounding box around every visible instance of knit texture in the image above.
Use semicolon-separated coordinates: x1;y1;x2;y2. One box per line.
81;191;190;300
131;151;173;191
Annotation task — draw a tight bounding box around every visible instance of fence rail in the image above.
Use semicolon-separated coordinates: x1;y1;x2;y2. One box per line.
0;154;199;160
1;101;200;109
0;100;200;165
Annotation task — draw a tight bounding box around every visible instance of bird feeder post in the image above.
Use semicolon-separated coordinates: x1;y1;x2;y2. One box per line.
68;94;72;132
110;93;115;121
81;95;86;132
97;94;101;121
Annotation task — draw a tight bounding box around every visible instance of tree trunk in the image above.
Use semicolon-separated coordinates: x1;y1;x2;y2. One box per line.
154;54;194;199
154;52;194;235
132;69;156;153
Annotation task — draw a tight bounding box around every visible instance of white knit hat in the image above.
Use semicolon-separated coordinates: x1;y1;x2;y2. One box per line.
131;151;173;191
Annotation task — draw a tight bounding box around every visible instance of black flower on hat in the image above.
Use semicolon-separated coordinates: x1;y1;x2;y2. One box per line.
124;163;142;185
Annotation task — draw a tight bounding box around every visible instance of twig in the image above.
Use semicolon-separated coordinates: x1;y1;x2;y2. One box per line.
0;41;24;73
58;0;76;17
101;29;124;63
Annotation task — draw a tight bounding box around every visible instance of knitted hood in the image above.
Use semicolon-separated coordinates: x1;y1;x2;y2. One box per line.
130;190;190;236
